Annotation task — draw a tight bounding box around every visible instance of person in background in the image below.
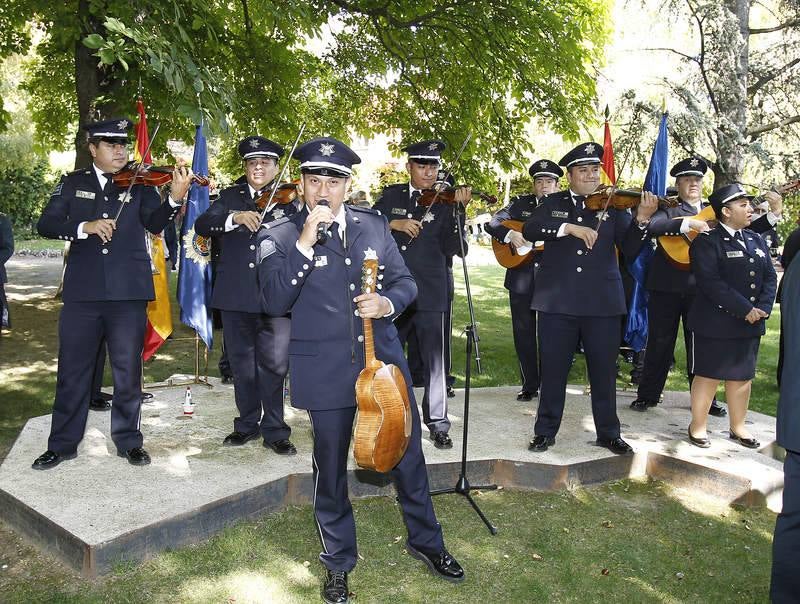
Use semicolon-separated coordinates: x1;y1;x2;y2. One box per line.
0;211;13;333
686;184;777;449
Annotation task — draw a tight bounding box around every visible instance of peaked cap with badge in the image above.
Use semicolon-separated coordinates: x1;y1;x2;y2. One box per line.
238;136;284;161
402;140;446;165
709;183;754;213
529;159;563;179
670;156;708;178
85;118;133;143
558;142;604;168
293;137;361;177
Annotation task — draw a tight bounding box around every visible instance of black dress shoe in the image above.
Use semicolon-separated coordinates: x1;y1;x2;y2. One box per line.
322;569;349;604
528;435;555;452
117;447;151;466
596;437;634;455
32;450;76;470
729;431;760;449
406;543;465;583
141;391;154;401
264;438;297;455
431;431;453;449
630;399;657;412
221;374;234;385
708;400;728;417
89;398;112;411
687;427;711;448
516;389;539;401
222;431;259;446
446;386;456;398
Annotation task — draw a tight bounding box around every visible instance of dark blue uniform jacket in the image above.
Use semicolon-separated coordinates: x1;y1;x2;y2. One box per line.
194;182;298;313
37;168;176;302
687;226;777;338
521;190;649;316
256;205;418;410
373;183;466;312
485;194;539;295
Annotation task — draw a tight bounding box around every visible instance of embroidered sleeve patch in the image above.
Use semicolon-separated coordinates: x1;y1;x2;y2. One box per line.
51;182;63;197
257;238;276;264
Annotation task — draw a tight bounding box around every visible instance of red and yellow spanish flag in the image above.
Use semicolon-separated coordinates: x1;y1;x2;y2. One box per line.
137;98;173;361
601;106;616;186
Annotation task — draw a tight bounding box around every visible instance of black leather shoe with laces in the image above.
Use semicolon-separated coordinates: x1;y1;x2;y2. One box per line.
630;399;657;412
708;400;728;417
117;447;151;465
406;543;465;583
596;437;634;455
430;431;453;449
528;435;555;452
31;450;77;470
222;431;259;446
322;569;349;604
264;438;297;455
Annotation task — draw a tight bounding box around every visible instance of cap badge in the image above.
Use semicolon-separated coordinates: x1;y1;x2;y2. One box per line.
249;139;260;148
428;142;439;151
540;161;548;168
690;158;699;167
319;143;335;156
584;144;595;155
117;120;128;130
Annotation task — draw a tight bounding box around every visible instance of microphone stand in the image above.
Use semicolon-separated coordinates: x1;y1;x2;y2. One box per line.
430;202;498;535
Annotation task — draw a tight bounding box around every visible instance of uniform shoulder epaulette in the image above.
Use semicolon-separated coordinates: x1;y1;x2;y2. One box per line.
349;205;381;216
385;182;406;190
262;216;291;231
65;168;88;177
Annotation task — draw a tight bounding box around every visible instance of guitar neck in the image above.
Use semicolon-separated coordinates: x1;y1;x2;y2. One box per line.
362;316;376;365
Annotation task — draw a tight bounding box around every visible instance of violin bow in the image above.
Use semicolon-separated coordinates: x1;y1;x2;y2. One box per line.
251;122;307;238
112;122;161;222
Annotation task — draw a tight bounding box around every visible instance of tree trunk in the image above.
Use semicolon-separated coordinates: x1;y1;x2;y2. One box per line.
711;0;750;189
73;0;113;169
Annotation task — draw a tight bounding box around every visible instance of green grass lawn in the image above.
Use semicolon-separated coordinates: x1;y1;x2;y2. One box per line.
0;480;776;603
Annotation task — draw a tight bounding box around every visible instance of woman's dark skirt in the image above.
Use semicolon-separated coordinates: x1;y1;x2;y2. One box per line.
691;332;760;381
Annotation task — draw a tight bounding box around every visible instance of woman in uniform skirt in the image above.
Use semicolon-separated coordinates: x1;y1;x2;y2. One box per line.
686;184;777;448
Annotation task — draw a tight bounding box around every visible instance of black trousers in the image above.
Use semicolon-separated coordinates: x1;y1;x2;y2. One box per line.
510;289;539;392
48;300;147;453
772;449;800;602
535;312;621;440
307;400;444;571
637;290;694;402
221;310;291;442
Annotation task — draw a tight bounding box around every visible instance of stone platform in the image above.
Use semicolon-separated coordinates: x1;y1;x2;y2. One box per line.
0;379;784;577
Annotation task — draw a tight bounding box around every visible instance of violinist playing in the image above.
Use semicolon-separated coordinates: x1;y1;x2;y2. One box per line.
255;137;464;604
523;142;657;455
194;136;296;454
373;140;469;450
686;184;777;448
630;157;783;416
486;159;562;402
32;118;189;469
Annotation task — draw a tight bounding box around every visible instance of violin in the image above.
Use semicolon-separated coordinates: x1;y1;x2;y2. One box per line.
418;186;498;207
112;163;210;188
254;179;301;210
584;185;678;212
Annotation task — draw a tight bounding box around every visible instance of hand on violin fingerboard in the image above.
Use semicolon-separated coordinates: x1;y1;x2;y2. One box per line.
636;191;659;223
389;218;422;239
169;161;193;202
233;211;262;233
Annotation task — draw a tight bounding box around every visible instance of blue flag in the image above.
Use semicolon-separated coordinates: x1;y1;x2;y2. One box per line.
624;112;669;352
177;123;213;349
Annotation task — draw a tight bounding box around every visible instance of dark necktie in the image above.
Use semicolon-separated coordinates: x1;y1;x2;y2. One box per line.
573;195;585;212
734;231;744;244
411;190;421;206
102;173;115;195
329;224;343;249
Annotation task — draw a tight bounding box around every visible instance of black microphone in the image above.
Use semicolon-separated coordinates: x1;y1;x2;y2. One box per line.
316;199;331;243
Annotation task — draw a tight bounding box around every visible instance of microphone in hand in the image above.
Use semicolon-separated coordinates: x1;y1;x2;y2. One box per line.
316;199;331;243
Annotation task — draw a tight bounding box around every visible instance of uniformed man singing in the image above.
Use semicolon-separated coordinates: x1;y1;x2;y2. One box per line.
486;159;562;401
523;142;657;455
32;118;189;469
194;136;296;454
372;141;469;449
256;137;464;604
630;157;782;416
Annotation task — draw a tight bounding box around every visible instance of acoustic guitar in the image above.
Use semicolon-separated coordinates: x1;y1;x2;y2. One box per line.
353;254;412;473
658;179;800;271
491;219;544;269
